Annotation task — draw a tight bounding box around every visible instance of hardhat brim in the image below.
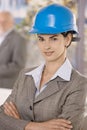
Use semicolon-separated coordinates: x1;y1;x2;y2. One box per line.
29;25;78;34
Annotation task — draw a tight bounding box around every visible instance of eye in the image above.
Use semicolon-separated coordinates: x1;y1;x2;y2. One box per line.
38;37;44;42
51;37;58;41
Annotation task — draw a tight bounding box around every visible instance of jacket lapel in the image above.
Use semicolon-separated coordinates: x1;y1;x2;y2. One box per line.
25;75;36;104
34;76;67;103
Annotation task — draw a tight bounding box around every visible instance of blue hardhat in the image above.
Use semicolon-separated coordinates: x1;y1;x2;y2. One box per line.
29;4;78;34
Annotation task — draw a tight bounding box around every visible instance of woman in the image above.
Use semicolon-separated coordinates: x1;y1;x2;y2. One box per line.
0;3;87;130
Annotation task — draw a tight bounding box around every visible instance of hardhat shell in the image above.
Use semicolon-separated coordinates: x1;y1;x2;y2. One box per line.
29;4;78;34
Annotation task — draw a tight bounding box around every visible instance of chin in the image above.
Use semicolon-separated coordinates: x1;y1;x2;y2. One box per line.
45;58;55;62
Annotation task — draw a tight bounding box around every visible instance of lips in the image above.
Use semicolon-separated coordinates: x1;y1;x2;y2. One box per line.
44;51;54;56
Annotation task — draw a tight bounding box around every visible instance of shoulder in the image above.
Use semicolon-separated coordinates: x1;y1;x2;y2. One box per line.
12;67;38;90
69;69;87;93
17;66;38;78
24;66;38;73
11;30;27;42
71;69;87;83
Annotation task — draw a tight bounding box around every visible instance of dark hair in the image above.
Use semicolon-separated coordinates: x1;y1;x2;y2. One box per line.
61;31;80;47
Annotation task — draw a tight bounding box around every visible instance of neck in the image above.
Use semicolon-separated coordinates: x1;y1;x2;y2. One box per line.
44;55;66;75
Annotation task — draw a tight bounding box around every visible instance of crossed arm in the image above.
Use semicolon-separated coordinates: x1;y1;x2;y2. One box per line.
2;69;86;130
4;102;72;130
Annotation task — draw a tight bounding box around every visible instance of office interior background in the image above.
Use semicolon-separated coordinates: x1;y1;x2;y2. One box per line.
0;0;87;76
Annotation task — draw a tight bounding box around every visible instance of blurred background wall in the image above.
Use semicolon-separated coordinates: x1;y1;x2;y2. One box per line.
0;0;87;76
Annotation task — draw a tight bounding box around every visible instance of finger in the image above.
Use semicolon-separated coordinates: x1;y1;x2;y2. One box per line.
61;127;71;130
4;107;10;115
4;102;20;119
8;102;20;119
52;123;72;129
4;107;19;119
9;102;20;118
50;119;73;129
57;119;73;129
55;119;71;124
4;102;17;116
4;102;14;115
4;106;13;117
4;102;19;115
58;123;73;129
58;126;71;130
9;102;19;115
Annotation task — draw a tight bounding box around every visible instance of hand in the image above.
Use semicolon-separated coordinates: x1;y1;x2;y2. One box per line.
25;119;73;130
4;101;20;119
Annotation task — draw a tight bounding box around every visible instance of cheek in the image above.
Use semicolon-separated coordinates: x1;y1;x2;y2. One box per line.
54;43;65;52
0;26;4;30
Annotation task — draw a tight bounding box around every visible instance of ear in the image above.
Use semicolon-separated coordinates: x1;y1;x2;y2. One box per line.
65;33;73;47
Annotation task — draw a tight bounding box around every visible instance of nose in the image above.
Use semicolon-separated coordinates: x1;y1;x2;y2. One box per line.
44;41;51;50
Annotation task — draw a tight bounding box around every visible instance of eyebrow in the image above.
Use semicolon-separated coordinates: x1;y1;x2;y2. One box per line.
37;34;58;39
37;35;43;39
49;35;58;38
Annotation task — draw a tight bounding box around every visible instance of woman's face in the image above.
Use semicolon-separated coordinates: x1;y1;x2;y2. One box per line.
37;34;71;63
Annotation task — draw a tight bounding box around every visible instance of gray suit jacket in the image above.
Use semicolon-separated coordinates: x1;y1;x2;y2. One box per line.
81;116;87;130
0;68;87;130
0;30;27;88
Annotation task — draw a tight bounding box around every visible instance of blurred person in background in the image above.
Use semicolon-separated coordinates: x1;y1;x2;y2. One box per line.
0;3;87;130
0;11;27;89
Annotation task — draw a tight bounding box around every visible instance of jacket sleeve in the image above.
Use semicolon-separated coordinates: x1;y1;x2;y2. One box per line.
0;70;30;130
58;79;87;130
